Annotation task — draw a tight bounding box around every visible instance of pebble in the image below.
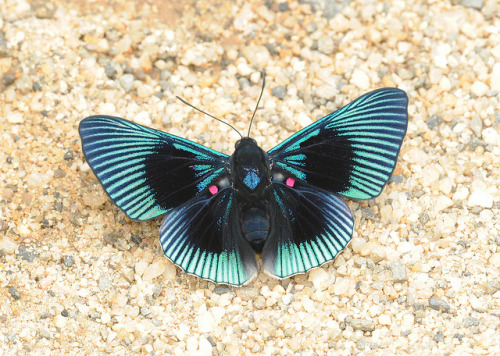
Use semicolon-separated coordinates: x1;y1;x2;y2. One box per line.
351;69;370;90
347;318;376;332
143;261;166;281
460;0;484;9
119;74;134;92
471;81;488;97
271;85;287;99
17;245;37;262
463;317;480;327
242;45;270;68
9;286;21;300
489;253;500;269
468;190;493;208
308;268;330;290
429;296;450;313
82;192;107;209
0;237;18;254
390;262;407;283
63;256;74;267
315;84;337;100
318;36;334;55
98;274;112;291
434;331;444;343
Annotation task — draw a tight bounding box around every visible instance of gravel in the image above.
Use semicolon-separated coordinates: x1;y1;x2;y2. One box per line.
1;0;499;354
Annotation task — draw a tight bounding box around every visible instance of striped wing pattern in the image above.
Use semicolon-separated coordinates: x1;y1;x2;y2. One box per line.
262;182;354;279
160;189;258;286
79;116;228;221
269;88;408;199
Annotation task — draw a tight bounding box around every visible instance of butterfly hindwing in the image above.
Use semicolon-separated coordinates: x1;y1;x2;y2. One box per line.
269;88;408;199
262;181;354;279
160;188;258;286
79;116;228;221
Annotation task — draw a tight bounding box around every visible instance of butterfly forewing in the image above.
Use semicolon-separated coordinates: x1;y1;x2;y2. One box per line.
160;188;258;285
262;182;354;279
79;116;229;221
269;88;408;199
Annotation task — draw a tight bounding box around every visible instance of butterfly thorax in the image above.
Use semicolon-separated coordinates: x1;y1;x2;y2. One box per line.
231;137;272;252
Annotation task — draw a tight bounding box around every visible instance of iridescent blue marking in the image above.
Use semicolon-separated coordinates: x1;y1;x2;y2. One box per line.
196;167;225;192
275;162;306;180
243;169;260;190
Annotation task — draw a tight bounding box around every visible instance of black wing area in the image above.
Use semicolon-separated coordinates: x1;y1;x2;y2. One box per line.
268;88;408;199
79;116;229;220
159;188;258;286
262;181;353;279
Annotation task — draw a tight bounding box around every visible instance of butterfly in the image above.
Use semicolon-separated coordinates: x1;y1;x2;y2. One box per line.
79;87;408;286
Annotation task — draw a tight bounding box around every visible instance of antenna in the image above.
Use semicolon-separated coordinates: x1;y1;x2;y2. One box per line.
176;96;243;139
247;72;266;137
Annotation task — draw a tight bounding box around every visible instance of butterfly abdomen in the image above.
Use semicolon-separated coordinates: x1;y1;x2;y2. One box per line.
241;207;269;253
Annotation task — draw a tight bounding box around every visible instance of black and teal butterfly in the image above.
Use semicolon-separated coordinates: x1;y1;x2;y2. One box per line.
79;88;408;286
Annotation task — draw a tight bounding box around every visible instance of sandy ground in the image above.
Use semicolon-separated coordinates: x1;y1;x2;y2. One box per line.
1;0;499;354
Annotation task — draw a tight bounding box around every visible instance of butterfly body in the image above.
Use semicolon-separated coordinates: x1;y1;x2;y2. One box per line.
79;88;408;286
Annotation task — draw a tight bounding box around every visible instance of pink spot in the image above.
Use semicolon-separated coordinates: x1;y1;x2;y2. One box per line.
209;185;218;195
286;177;295;187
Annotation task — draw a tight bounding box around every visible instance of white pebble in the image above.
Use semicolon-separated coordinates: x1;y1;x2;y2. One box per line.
351;69;370;90
308;268;330;290
468;190;493;208
489;253;500;268
143;261;166;281
471;81;488;97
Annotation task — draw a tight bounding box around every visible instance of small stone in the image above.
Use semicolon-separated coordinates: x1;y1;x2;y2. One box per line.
214;285;231;294
0;30;7;57
317;36;334;55
469;116;483;138
351;237;366;253
471;81;488;97
390;262;407;282
434;196;453;213
351;69;370;90
0;237;18;254
119;74;134;92
433;331;444;343
140;306;150;316
103;232;128;251
61;309;69;317
98;274;112;291
54;169;66;178
271;85;287;99
333;277;350;295
489;253;500;269
468;190;493;208
105;63;117;79
308;268;330;290
9;286;21;300
482;127;498;146
143;260;166;281
485;280;500;295
63;256;74;267
39;329;51;339
378;314;391;326
463;316;480;327
242;45;270;68
429;296;450;313
236;287;260;300
426;114;442;130
460;0;484;10
83;191;107;209
17;245;38;262
348;318;375;332
315;84;337;101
